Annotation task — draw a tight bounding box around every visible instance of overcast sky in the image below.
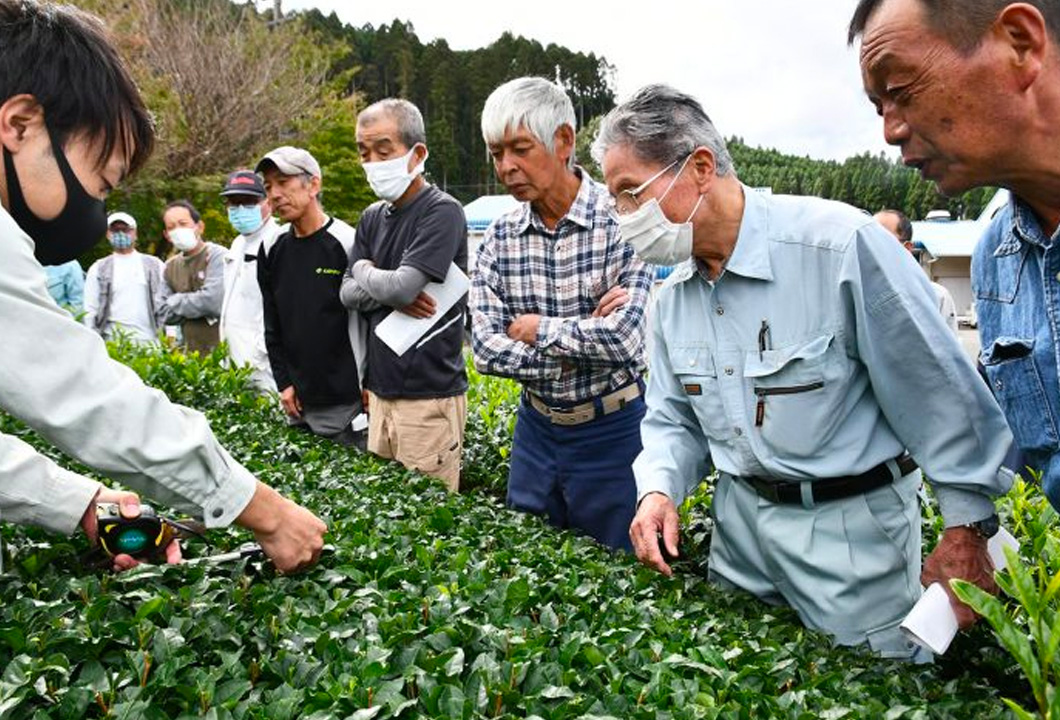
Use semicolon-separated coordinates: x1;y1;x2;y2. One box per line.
282;0;894;163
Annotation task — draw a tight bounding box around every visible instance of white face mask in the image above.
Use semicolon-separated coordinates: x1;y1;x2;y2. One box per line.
617;197;703;266
363;146;427;202
168;226;199;252
616;156;704;266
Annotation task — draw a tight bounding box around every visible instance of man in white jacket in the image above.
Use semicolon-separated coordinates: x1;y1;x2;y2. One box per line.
219;170;278;394
0;0;326;573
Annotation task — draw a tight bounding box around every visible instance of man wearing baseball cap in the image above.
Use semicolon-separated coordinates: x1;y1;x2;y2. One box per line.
255;147;367;447
83;211;166;344
218;169;279;393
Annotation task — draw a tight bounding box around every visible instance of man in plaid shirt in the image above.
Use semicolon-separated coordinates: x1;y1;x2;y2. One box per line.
471;77;653;551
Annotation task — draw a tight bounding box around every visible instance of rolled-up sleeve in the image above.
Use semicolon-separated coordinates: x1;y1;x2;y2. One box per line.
844;223;1013;526
0;211;255;528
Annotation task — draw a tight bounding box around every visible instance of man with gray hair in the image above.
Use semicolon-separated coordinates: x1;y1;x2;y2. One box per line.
340;98;468;490
598;84;1013;659
470;76;653;551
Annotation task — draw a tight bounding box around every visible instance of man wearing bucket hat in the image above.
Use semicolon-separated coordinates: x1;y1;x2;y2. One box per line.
256;147;367;448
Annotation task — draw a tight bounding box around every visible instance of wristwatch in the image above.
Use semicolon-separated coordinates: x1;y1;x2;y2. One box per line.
963;513;1000;539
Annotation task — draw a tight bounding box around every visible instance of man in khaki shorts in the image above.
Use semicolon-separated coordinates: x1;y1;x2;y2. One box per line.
340;99;468;489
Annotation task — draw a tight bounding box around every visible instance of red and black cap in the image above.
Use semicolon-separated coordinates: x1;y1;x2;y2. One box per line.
220;169;267;198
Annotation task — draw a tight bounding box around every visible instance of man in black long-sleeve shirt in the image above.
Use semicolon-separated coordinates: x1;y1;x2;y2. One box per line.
255;146;366;448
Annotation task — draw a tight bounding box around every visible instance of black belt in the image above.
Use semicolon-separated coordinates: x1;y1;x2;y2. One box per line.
739;454;917;504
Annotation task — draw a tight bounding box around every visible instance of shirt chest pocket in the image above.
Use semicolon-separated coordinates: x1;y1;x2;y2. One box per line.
670;346;734;441
981;337;1060;453
744;333;839;459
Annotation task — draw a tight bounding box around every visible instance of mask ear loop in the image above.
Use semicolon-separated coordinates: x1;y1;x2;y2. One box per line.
685;193;705;223
410;144;429;176
657;153;694;205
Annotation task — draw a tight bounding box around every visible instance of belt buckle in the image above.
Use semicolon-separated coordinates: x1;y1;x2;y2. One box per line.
548;403;573;416
747;476;781;503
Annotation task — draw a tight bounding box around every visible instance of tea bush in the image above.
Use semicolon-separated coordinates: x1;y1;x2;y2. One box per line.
0;342;1036;718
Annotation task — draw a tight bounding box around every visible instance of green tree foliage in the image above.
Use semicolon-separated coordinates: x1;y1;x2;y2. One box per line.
78;1;996;270
77;0;367;267
575;115;604;180
728;141;997;220
299;11;617;202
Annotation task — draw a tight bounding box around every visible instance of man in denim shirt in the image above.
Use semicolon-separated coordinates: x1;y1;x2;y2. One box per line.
598;85;1013;660
852;0;1060;507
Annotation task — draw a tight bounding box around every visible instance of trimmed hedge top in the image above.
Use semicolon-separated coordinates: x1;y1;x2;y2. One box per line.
0;342;1022;719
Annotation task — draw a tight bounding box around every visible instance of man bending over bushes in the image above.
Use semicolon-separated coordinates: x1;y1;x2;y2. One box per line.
601;85;1013;660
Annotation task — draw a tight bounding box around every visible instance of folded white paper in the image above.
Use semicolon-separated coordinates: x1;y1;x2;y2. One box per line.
901;582;960;655
900;525;1020;656
987;526;1019;571
374;263;469;357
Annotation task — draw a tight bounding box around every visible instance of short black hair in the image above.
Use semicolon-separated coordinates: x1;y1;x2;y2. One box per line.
164;199;201;223
0;0;155;174
879;208;913;242
848;0;1060;52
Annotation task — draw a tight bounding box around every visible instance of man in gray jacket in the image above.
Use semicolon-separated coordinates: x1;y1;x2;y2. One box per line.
0;0;325;573
84;212;166;344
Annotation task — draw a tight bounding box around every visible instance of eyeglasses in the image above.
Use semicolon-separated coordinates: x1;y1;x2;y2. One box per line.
611;155;687;216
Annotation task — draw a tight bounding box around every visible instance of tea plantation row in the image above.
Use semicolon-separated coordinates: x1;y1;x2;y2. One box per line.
0;342;1029;718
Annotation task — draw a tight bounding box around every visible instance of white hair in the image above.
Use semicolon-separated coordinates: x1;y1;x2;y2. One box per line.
481;76;577;168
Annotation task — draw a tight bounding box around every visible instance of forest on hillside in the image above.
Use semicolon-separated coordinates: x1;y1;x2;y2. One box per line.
76;0;992;261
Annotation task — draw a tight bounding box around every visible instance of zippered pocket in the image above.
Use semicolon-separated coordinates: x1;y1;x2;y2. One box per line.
754;381;825;426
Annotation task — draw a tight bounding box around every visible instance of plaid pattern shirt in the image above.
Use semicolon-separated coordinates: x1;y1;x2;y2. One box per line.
470;170;652;405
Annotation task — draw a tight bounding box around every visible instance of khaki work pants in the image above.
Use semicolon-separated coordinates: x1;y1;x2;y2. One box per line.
367;392;466;491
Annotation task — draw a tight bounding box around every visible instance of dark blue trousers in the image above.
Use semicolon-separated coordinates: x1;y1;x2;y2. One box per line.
507;394;645;551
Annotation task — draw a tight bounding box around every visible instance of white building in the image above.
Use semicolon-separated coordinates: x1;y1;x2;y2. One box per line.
463;194;521;264
912;189;1009;325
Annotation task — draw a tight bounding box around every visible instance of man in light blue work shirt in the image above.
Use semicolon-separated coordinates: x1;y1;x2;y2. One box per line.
593;84;1014;660
44;259;84;315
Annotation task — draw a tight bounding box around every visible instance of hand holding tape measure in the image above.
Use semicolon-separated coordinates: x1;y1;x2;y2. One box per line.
95;503;195;560
92;502;265;570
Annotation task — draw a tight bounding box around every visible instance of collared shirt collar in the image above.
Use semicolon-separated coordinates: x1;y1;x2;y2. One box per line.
513;166;595;236
674;183;774;284
994;192;1059;256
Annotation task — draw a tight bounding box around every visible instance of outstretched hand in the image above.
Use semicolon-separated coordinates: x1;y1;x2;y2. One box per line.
629;492;681;576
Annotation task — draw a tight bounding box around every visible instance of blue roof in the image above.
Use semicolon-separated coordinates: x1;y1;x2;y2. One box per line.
464;195;521;232
911;189;1009;258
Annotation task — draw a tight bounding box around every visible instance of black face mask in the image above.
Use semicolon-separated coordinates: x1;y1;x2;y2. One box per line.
3;129;108;265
